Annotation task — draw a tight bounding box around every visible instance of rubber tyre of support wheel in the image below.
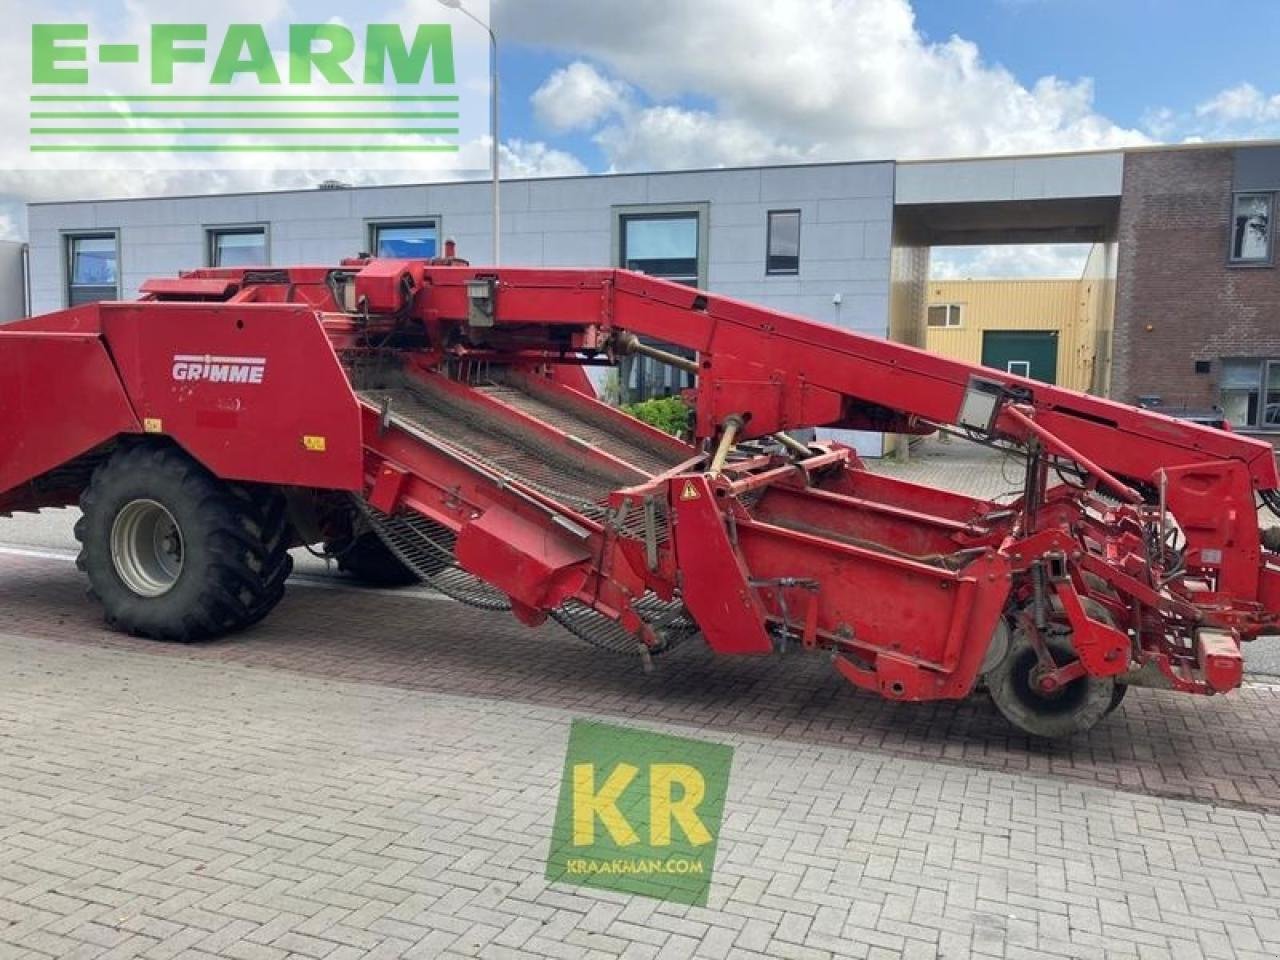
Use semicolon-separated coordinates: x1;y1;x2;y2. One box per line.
232;484;294;627
74;444;293;642
986;634;1117;739
333;531;420;587
1106;681;1129;716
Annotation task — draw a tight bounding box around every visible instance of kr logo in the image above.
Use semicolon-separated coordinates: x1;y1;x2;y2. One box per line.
546;720;733;906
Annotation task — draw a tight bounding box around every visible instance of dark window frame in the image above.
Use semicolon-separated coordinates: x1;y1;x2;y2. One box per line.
367;218;441;259
765;209;801;276
611;204;708;403
64;231;120;307
618;211;703;286
1228;191;1274;267
205;224;269;268
926;303;964;328
1219;357;1280;432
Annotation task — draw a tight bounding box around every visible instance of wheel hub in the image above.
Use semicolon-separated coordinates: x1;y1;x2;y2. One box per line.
110;499;185;597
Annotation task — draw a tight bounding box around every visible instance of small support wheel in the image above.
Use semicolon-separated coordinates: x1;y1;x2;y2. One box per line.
330;531;421;587
986;633;1116;738
1106;681;1129;716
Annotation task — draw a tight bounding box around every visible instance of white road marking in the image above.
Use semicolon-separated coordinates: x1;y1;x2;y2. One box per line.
0;545;75;562
0;544;456;602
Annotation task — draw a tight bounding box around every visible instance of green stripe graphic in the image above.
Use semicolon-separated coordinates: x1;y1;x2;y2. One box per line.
30;95;459;103
32;111;460;119
32;127;460;136
30;144;462;153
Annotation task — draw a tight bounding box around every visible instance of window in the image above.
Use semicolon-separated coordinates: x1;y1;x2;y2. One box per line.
766;210;801;275
615;208;704;402
927;303;963;328
1230;192;1273;264
1220;359;1280;430
370;221;439;258
620;214;700;286
208;227;267;268
66;233;119;307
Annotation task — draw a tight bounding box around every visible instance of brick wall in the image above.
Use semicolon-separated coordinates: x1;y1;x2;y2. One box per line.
1112;148;1280;414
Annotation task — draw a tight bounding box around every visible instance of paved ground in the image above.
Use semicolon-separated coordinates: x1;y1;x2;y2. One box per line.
3;439;1280;959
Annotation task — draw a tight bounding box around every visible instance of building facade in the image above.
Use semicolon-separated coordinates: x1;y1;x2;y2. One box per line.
27;164;895;330
924;243;1117;395
1112;144;1280;435
0;241;25;322
926;277;1089;391
20;140;1280;444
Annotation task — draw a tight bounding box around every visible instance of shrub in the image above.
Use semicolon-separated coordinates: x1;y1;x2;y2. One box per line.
623;396;691;438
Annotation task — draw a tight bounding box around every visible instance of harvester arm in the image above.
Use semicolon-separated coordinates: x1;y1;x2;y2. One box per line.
408;266;1280;494
400;264;1280;656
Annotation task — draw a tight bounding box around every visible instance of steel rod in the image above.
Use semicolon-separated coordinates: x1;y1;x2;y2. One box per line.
708;415;744;478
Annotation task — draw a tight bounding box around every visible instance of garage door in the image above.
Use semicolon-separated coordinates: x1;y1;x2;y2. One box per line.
981;330;1059;385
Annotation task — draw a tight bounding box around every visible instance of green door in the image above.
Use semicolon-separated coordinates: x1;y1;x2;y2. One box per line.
981;330;1059;385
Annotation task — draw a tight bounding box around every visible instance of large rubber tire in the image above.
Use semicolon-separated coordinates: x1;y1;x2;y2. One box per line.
74;444;293;642
986;634;1116;739
333;531;420;587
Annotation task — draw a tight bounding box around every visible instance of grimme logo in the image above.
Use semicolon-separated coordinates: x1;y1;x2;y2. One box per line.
546;721;733;906
172;355;266;385
28;18;464;159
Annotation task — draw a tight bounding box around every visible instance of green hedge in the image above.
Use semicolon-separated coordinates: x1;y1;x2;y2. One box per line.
622;397;691;438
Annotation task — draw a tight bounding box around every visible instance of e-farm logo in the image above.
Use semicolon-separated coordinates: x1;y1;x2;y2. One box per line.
546;721;733;906
25;9;486;164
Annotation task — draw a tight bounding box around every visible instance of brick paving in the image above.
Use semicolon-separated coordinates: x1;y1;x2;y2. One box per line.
2;553;1280;959
3;438;1280;957
2;610;1280;960
6;552;1280;814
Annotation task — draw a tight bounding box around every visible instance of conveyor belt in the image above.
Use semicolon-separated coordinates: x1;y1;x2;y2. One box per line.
476;379;690;476
357;500;698;655
358;376;645;522
354;371;699;655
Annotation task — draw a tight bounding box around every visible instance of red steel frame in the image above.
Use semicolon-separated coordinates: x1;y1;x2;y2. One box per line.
3;256;1279;710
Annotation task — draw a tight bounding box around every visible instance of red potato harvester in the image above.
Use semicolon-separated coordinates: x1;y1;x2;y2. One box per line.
3;247;1279;737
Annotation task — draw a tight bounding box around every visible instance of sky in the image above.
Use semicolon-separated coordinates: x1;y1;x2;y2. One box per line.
4;0;1280;278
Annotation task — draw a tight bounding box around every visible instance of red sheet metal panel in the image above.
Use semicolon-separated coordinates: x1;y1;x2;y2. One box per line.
0;330;139;499
99;301;363;490
140;277;239;299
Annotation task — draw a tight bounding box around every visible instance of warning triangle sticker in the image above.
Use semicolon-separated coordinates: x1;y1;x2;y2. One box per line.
680;480;701;502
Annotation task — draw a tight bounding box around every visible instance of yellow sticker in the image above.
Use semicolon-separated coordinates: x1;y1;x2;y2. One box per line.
303;435;327;452
680;480;701;501
143;418;163;434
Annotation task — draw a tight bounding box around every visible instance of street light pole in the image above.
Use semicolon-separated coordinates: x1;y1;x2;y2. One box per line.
437;0;500;265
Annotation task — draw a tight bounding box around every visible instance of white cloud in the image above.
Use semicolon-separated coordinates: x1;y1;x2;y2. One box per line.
0;210;22;242
1196;83;1280;124
1142;83;1280;142
532;62;629;133
594;107;805;171
503;0;1150;171
499;138;588;177
930;244;1091;280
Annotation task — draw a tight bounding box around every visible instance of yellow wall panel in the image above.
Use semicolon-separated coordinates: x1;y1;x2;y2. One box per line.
923;276;1102;392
